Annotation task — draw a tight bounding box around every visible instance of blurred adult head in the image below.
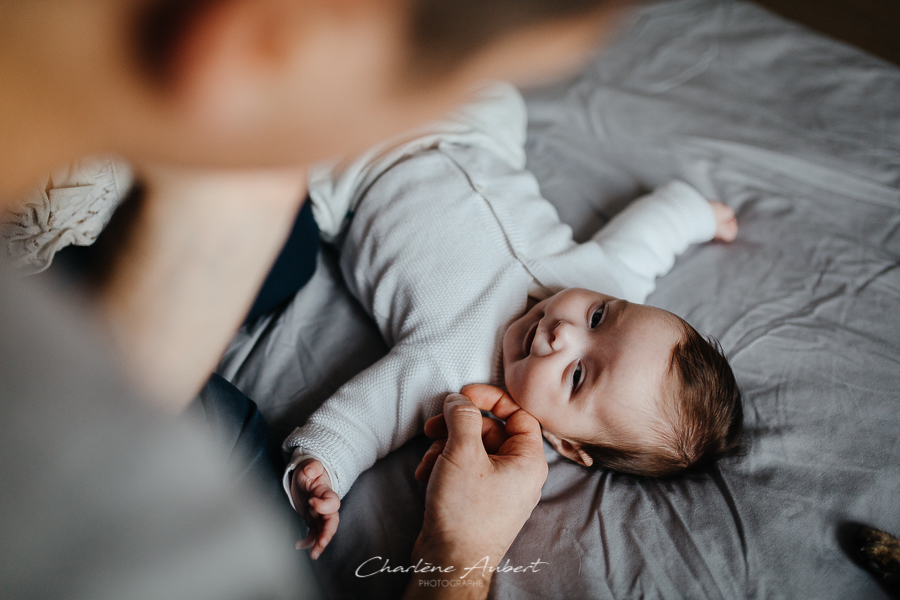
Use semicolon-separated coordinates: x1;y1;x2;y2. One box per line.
0;0;623;200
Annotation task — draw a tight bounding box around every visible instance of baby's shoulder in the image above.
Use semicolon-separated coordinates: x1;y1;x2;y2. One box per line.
348;148;514;253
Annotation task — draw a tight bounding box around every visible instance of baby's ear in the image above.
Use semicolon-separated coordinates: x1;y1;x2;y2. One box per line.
542;430;593;467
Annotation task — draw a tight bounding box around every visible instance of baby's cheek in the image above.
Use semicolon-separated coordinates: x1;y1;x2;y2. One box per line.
512;364;547;415
503;364;528;405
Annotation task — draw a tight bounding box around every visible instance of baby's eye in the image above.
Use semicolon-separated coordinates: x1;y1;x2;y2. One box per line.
590;303;607;328
571;362;583;393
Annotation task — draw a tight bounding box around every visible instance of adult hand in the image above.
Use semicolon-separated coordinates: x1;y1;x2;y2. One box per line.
403;385;548;600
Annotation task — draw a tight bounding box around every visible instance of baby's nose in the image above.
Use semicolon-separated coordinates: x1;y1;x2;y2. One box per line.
549;321;576;351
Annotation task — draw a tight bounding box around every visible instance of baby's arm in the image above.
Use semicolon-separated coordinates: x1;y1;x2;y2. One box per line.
283;342;455;500
590;181;736;302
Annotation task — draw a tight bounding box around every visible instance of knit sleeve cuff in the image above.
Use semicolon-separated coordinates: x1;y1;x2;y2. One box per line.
282;444;340;512
655;180;717;244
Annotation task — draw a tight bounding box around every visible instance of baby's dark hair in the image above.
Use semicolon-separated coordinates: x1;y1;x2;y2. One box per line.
578;321;743;478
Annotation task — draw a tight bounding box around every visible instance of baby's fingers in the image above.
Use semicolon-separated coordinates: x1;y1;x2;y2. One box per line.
296;502;327;551
309;488;340;515
710;201;738;243
310;512;340;560
716;217;738;243
299;460;325;485
296;530;317;551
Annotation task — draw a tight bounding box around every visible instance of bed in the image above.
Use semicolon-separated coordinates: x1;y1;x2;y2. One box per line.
218;0;900;597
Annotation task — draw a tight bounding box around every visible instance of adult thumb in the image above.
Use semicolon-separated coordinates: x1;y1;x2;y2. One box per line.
442;393;487;457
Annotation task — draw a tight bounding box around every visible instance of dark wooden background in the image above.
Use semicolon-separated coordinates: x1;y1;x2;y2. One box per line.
752;0;899;65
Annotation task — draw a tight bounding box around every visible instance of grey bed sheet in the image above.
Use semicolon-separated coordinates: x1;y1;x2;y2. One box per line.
218;0;900;597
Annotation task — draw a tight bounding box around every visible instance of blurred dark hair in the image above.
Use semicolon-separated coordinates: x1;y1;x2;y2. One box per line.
578;321;744;478
133;0;610;84
134;0;218;84
408;0;610;76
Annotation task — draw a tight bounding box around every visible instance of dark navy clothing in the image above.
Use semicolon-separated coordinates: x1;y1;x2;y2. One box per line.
245;200;320;323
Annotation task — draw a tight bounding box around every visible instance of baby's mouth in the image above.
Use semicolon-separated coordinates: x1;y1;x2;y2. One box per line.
523;321;538;357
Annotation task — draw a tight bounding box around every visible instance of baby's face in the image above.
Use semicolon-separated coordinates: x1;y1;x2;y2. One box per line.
502;288;684;448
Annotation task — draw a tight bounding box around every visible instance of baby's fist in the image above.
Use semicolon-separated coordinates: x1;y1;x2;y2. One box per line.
290;459;340;560
710;201;738;243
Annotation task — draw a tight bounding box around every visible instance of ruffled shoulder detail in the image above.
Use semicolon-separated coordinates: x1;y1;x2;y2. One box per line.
3;157;132;274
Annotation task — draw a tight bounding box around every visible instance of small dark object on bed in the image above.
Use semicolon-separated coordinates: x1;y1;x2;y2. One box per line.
839;523;900;598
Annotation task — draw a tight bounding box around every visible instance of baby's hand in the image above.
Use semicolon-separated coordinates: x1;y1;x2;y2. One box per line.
290;459;340;560
710;201;738;242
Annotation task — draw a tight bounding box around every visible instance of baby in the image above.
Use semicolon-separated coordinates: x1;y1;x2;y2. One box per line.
282;83;743;559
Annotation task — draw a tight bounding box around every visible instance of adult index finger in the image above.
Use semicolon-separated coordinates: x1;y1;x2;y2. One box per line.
497;409;547;464
460;384;521;420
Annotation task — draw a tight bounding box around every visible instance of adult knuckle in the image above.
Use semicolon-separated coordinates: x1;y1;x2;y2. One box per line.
449;402;481;421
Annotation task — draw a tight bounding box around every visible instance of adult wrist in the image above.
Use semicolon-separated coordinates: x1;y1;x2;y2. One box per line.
403;536;504;599
402;550;492;600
